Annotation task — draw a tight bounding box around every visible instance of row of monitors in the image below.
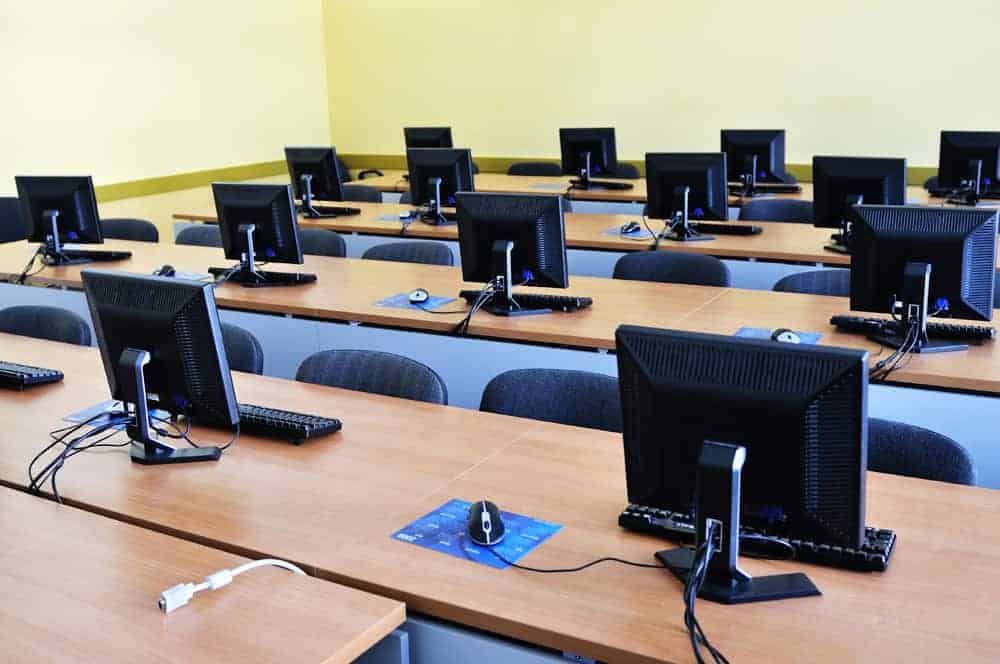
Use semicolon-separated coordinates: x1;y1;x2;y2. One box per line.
401;126;1000;192
11;174;998;326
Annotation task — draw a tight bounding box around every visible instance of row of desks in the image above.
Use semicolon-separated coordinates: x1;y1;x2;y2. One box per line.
174;200;1000;268
1;239;997;395
355;169;947;206
2;334;998;663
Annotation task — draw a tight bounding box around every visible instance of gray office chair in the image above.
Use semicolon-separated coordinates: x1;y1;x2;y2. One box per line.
613;251;732;287
299;228;346;258
773;269;850;297
0;305;92;346
869;418;976;485
924;176;939;190
361;241;453;266
100;218;160;243
480;368;622;433
175;225;222;247
342;184;382;203
614;163;640;179
738;199;814;224
295;349;448;405
0;197;26;243
507;162;562;177
220;323;264;375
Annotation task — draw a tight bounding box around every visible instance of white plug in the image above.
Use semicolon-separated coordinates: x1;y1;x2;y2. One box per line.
158;558;306;613
158;583;198;613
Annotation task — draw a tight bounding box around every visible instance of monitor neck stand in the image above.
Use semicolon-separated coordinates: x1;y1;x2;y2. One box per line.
824;194;862;254
661;186;713;242
657;441;821;604
948;159;983;206
207;224;317;288
40;210;91;266
483;240;551;317
119;348;221;465
421;177;452;226
737;155;759;198
298;174;341;219
868;261;968;353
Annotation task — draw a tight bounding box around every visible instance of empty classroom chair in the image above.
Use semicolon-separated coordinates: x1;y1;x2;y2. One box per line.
869;418;976;485
773;269;850;296
361;241;453;266
221;323;264;375
613;251;732;287
175;224;222;247
0;305;91;346
101;218;160;243
480;368;622;433
295;349;448;405
342;184;382;203
0;197;27;243
298;228;346;258
507;162;562;177
738;199;814;223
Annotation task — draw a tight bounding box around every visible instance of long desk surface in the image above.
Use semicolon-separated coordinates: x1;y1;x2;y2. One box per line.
354;170;950;207
0;483;404;664
1;335;998;663
173;200;1000;268
1;239;997;395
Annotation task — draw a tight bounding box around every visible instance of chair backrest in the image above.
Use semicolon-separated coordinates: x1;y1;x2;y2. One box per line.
869;418;976;485
480;368;622;433
0;305;92;346
738;199;814;223
337;155;352;183
613;251;732;287
221;323;263;375
507;162;563;177
399;192;412;205
773;269;850;297
615;163;640;179
342;184;382;203
299;228;346;258
175;224;222;247
0;196;27;243
361;241;453;266
295;349;448;405
101;218;160;243
924;175;939;190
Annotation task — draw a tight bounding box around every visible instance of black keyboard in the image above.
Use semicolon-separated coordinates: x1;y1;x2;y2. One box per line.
690;222;763;236
928;188;1000;200
61;249;132;262
831;315;996;342
569;178;635;191
459;290;593;312
619;504;897;572
728;183;802;195
0;361;64;391
301;205;362;218
238;403;342;443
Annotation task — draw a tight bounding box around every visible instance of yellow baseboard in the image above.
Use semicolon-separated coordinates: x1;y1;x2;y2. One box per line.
95;160;287;203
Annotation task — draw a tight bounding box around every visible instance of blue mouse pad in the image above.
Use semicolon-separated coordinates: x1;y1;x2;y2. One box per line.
376;293;457;311
530;182;570;191
602;226;655;239
735;326;822;345
392;498;563;569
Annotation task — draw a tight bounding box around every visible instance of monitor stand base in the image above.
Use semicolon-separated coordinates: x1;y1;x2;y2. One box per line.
868;332;968;354
209;266;317;288
131;444;221;465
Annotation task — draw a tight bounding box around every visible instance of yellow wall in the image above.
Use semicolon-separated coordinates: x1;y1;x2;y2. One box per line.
323;0;1000;169
0;0;330;195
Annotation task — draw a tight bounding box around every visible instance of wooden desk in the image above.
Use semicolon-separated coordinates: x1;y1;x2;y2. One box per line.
1;239;997;394
174;201;852;265
1;336;997;663
0;485;404;664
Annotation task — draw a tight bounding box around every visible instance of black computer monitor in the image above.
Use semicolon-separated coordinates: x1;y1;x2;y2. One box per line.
210;183;315;287
559;127;618;177
937;131;1000;200
285;146;345;202
812;156;906;253
617;325;867;601
645;153;728;241
406;148;475;224
404;127;454;149
82;269;239;465
15;175;109;265
720;129;792;185
849;204;997;353
456;192;568;316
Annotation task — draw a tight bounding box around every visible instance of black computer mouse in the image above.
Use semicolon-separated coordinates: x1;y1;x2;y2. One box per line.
467;500;506;546
154;265;176;278
620;221;642;234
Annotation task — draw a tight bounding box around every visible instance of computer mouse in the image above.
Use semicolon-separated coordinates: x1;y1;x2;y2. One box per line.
771;328;801;344
154;265;176;278
408;288;430;304
620;221;642;234
467;500;506;546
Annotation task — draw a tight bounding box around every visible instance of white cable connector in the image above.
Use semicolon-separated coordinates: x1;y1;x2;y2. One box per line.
158;558;306;613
